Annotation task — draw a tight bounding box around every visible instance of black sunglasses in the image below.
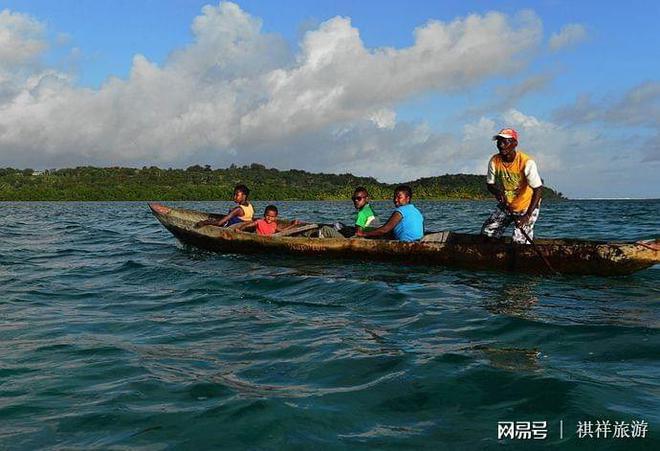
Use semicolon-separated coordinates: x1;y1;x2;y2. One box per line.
352;195;365;201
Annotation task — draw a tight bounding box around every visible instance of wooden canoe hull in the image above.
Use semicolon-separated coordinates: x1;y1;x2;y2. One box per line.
149;203;660;276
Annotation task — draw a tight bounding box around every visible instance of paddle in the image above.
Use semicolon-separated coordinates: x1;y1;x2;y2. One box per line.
272;223;319;237
511;215;560;276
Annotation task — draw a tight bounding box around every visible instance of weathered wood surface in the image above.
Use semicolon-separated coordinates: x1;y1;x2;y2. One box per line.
149;203;659;276
272;223;319;237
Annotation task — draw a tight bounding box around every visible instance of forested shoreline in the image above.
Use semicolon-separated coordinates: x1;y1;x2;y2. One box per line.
0;165;565;201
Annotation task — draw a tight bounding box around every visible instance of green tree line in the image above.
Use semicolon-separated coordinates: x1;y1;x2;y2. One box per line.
0;164;565;201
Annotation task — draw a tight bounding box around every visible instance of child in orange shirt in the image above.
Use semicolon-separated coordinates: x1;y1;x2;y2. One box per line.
237;205;302;236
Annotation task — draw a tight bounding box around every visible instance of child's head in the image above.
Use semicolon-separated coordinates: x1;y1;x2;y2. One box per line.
393;185;412;207
233;184;250;203
352;186;369;209
264;205;278;223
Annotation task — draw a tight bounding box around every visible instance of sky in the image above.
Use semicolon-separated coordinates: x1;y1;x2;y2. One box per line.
0;1;658;198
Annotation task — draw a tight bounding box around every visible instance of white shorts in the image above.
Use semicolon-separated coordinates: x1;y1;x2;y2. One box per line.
481;206;540;244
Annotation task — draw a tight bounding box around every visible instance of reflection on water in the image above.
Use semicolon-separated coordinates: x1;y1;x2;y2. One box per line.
482;277;540;318
474;345;541;372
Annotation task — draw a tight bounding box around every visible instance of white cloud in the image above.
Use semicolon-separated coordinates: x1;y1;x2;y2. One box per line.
0;9;49;103
0;9;46;67
553;81;660;127
0;2;655;197
239;11;542;142
553;81;660;163
549;23;587;51
0;2;543;169
268;108;656;198
369;109;396;129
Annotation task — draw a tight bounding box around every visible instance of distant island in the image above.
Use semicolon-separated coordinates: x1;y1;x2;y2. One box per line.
0;165;565;201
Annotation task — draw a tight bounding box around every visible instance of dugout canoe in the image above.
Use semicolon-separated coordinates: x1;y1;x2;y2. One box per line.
149;203;659;276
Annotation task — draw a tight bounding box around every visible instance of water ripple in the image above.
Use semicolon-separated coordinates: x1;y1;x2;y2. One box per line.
0;200;658;449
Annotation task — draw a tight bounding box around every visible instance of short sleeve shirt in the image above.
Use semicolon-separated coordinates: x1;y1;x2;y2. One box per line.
486;151;542;212
355;204;377;230
392;204;424;242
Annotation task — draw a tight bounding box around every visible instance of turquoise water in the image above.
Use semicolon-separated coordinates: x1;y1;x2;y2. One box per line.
1;200;658;450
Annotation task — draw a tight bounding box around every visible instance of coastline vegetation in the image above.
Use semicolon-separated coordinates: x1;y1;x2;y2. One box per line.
0;165;565;201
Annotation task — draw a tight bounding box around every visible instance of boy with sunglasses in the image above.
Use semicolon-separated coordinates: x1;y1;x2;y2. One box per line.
352;187;377;232
481;128;543;244
355;185;424;242
318;187;378;238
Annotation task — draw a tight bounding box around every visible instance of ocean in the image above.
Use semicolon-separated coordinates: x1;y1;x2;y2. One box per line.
1;200;658;450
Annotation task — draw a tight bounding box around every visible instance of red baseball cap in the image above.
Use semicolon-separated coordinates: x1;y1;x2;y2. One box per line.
492;128;518;141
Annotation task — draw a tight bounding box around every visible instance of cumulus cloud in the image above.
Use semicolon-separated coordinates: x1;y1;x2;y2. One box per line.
0;9;49;103
554;81;660;126
553;81;660;163
239;10;542;142
369;109;397;129
299;107;658;198
1;2;654;197
0;9;46;67
549;23;587;51
0;2;543;170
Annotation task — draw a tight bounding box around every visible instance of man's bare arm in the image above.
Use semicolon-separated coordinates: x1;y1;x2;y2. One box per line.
356;212;402;238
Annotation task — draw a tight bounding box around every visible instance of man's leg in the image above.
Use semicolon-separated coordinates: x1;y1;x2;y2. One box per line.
318;225;345;238
339;226;356;238
481;206;511;238
512;208;540;244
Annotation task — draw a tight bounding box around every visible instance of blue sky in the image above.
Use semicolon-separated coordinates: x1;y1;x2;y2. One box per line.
0;0;658;197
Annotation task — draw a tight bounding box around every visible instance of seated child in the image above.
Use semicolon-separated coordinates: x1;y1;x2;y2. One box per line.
236;205;302;236
194;184;253;228
355;185;424;242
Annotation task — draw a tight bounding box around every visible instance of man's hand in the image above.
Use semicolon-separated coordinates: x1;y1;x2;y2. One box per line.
516;213;531;228
498;201;513;215
495;191;511;212
494;189;508;205
354;229;365;237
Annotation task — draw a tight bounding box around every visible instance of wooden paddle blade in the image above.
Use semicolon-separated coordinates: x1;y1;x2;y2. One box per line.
272;223;319;237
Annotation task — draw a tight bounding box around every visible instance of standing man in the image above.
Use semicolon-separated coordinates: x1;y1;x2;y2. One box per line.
481;128;543;244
